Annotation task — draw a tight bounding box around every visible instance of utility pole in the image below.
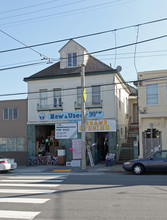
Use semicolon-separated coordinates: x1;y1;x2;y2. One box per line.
81;64;86;170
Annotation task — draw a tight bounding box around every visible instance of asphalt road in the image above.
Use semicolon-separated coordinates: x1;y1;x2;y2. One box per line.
0;171;167;220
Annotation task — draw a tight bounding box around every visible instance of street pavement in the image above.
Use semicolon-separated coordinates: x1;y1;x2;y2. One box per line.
15;163;124;174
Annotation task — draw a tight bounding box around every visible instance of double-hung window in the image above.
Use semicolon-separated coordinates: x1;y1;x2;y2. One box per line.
40;90;48;108
3;108;18;120
146;84;159;105
68;52;77;67
92;86;101;105
53;89;62;107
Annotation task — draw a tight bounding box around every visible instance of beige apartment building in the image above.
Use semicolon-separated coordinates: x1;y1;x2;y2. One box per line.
138;70;167;157
0;99;28;165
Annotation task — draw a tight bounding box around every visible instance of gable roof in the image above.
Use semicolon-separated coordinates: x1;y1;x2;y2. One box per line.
58;39;87;53
24;55;116;81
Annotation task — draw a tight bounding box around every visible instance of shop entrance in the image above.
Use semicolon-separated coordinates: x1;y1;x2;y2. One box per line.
36;125;59;157
95;132;109;163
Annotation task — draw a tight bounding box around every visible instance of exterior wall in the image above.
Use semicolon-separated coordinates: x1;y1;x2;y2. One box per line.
138;70;167;157
114;76;130;145
27;74;116;124
59;40;89;69
0;99;28;165
129;97;138;123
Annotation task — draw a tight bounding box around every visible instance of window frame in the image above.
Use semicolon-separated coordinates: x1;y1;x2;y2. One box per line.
40;89;48;108
92;85;101;105
53;89;62;107
3;108;18;120
67;52;77;67
146;83;159;106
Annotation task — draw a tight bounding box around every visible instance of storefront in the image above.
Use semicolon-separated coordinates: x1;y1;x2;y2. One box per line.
27;111;117;166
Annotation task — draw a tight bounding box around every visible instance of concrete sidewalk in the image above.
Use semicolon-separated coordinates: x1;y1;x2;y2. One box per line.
14;163;124;173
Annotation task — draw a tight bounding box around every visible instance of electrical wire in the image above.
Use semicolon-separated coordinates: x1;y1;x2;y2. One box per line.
0;29;50;60
0;1;88;21
1;33;167;71
0;0;127;26
0;0;61;15
134;25;140;75
0;75;166;99
1;17;167;54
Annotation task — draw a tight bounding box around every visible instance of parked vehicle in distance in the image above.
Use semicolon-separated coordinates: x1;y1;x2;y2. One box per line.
0;157;17;172
123;150;167;175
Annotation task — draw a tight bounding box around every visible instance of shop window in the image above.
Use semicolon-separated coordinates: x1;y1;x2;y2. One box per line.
40;89;48;108
68;52;77;67
0;137;25;151
92;86;101;104
146;84;159;105
3;108;18;120
53;89;62;107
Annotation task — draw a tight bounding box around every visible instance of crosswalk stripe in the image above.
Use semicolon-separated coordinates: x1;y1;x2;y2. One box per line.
6;176;66;179
0;198;50;204
0;189;56;194
6;172;70;176
0;210;40;219
0;179;63;183
0;183;60;188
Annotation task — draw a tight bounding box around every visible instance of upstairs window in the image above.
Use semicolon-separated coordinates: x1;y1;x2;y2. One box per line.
68;52;77;67
40;90;48;108
92;86;101;104
3;108;18;120
146;84;159;105
53;89;62;107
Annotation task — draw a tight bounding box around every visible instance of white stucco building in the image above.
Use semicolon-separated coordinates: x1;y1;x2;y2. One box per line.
24;40;136;164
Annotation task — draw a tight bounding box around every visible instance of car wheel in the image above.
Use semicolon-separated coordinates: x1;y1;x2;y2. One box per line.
133;164;144;175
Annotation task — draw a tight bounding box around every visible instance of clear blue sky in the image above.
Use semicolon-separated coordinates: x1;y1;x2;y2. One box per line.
1;0;167;100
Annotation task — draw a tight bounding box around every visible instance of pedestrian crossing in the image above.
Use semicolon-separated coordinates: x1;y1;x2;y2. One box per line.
0;172;69;219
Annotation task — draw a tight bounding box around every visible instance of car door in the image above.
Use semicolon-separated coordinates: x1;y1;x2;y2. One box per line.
147;151;167;172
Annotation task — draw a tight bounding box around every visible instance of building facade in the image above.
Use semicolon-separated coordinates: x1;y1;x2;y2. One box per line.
138;70;167;158
0;99;28;165
24;40;133;164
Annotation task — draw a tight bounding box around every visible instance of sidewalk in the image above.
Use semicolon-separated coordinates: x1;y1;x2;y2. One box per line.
15;163;124;173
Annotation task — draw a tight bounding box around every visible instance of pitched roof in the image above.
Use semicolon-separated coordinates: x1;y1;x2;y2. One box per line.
24;55;116;81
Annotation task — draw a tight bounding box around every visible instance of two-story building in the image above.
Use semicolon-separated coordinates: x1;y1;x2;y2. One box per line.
138;70;167;157
0;99;28;165
24;39;134;164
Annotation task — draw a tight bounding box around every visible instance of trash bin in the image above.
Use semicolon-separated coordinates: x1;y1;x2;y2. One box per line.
57;149;66;165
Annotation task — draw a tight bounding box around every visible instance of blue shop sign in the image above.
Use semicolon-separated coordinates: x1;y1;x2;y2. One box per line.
47;111;103;120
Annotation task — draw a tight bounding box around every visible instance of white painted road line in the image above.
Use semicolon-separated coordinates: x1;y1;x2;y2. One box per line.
0;179;63;183
0;210;40;219
0;198;50;204
0;183;60;188
6;176;66;179
0;189;56;194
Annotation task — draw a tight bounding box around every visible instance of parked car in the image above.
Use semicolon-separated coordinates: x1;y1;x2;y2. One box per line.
0;157;17;172
123;150;167;175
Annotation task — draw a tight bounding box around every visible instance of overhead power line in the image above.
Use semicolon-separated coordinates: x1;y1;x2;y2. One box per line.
1;33;167;71
0;75;166;99
0;0;60;15
0;17;167;54
0;29;50;60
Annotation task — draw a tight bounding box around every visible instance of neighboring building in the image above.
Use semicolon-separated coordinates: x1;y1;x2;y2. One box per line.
138;70;167;158
24;39;136;164
0;99;28;165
